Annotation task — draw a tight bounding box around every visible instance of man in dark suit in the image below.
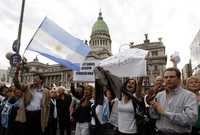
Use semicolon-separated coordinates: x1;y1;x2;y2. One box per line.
57;86;72;135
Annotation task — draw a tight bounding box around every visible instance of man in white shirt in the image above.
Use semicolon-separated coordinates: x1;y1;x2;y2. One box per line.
25;73;50;135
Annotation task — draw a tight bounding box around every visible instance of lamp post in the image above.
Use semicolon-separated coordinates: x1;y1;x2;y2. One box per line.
17;0;25;54
12;0;25;54
10;0;26;81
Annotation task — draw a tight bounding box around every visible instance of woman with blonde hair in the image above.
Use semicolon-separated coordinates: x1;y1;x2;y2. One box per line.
186;76;200;135
74;84;94;135
186;76;200;95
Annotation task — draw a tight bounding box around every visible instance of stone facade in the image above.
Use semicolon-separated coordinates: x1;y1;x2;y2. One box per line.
130;34;167;87
0;69;12;85
20;57;73;88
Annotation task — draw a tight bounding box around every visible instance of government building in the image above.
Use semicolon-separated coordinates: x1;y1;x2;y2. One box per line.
130;34;167;87
19;11;112;88
87;11;112;60
17;12;167;89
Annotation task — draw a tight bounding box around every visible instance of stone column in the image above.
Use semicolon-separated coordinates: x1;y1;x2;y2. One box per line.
49;76;52;86
61;72;63;86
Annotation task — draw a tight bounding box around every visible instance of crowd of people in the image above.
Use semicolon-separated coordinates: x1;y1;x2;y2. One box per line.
0;66;200;135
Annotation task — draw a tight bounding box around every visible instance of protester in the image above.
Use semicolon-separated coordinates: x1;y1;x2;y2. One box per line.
145;75;164;106
186;76;200;135
92;87;116;135
186;76;200;95
0;86;10;134
70;91;81;131
96;87;115;124
0;85;8;98
57;86;72;135
117;78;139;135
24;73;50;135
0;86;19;135
13;85;27;135
94;67;154;135
45;89;58;135
154;76;164;92
74;84;93;135
116;77;155;135
71;83;84;100
150;67;198;135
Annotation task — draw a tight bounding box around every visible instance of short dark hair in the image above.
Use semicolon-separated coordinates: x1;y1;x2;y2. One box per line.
164;67;181;79
34;73;44;84
103;86;116;99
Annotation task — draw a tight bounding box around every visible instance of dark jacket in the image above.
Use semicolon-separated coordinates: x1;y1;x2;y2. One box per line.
57;94;72;126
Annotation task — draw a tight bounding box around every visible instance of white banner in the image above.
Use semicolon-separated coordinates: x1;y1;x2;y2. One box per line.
73;60;100;82
99;48;148;77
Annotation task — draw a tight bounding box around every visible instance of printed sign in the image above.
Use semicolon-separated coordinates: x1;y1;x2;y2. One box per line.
73;60;100;82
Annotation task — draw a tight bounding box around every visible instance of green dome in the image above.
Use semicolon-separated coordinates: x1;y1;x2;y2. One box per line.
92;12;109;34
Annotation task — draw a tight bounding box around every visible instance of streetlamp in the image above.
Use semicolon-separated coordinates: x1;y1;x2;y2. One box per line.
13;0;25;54
9;0;26;81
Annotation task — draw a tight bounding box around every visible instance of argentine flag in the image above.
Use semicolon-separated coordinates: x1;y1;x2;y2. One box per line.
26;17;91;71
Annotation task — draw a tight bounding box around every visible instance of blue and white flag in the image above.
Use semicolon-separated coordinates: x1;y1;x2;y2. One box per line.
26;17;91;71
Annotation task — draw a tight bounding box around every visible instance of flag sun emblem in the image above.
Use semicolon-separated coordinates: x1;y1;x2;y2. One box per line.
55;45;62;51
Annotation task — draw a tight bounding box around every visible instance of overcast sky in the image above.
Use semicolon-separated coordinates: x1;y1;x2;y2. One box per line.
0;0;200;70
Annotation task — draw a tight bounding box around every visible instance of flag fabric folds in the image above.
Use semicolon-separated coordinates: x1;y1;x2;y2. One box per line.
99;48;148;77
26;17;91;71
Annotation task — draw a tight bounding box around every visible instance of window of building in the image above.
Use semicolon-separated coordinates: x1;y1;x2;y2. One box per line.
152;51;158;56
154;65;158;71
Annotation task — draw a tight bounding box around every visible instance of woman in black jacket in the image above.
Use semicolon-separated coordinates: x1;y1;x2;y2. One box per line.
73;85;94;135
